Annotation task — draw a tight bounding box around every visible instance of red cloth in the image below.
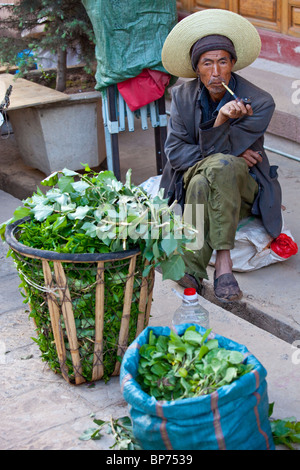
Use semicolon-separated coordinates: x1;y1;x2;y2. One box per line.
270;233;298;259
117;69;170;111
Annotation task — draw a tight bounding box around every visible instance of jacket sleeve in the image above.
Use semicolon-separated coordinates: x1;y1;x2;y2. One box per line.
164;88;202;172
198;95;275;157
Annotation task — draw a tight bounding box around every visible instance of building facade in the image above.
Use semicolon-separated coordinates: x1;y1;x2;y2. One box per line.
177;0;300;65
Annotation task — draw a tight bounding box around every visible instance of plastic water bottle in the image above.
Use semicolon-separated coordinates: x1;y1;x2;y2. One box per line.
172;287;210;329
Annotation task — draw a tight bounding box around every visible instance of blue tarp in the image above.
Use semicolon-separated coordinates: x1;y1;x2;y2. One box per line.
81;0;177;90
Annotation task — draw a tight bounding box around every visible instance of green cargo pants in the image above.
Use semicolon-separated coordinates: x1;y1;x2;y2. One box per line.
182;153;258;281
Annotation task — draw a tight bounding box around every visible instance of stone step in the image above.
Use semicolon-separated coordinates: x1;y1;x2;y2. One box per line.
236;58;300;144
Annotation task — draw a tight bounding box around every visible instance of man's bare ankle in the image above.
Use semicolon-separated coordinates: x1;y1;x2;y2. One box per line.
215;250;233;278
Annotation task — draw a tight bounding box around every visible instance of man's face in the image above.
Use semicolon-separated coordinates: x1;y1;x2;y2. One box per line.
196;50;236;102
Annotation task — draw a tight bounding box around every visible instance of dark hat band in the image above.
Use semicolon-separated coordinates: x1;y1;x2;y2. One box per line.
190;34;237;71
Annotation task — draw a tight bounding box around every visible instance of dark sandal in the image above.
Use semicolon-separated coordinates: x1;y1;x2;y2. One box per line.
214;271;242;302
177;273;205;296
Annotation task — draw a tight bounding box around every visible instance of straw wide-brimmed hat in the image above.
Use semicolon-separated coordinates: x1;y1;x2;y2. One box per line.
162;9;261;78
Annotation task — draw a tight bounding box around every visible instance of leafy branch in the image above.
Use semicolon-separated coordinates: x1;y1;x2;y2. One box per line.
268;403;300;450
136;327;254;401
79;404;300;450
0;166;198;282
79;415;141;450
80;406;300;451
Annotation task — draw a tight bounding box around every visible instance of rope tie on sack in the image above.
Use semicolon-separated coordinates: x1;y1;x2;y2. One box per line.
17;268;65;295
17;266;136;295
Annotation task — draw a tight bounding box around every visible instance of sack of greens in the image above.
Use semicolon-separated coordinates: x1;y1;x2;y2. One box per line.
120;324;275;450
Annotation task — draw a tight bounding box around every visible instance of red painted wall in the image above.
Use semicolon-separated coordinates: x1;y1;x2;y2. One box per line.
258;29;300;67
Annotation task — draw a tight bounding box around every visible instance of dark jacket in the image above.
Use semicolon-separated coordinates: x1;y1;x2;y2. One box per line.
159;73;282;238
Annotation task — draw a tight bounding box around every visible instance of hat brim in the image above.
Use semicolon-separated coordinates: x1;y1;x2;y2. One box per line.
162;9;261;77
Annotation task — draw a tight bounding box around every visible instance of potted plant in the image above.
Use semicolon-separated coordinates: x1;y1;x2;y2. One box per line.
0;166;196;384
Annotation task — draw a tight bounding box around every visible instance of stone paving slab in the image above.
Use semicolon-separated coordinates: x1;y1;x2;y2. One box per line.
0;272;299;450
0;153;299;450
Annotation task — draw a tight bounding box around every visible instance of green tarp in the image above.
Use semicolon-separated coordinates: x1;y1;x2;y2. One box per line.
82;0;177;90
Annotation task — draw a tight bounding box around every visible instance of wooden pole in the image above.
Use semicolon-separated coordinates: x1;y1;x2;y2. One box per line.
53;261;85;385
42;260;70;383
145;267;155;326
92;261;105;381
135;259;151;337
112;254;137;375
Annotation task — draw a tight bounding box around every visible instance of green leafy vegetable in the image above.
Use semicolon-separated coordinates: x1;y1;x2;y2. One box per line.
79;416;142;450
136;326;253;401
0;168;198;383
0;167;197;279
269;403;300;450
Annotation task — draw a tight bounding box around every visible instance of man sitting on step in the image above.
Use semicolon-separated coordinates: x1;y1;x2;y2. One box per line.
159;10;282;302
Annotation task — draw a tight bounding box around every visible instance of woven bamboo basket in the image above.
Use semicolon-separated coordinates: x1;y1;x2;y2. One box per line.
5;218;154;385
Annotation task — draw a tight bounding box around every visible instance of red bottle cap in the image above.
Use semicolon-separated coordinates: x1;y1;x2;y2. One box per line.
184;288;196;296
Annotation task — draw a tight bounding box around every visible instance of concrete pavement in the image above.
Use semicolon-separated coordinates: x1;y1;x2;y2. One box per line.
236;58;300;145
1;130;299;343
205;138;300;345
0;70;300;448
0;154;300;449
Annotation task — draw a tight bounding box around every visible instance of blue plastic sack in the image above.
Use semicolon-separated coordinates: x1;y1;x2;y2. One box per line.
120;324;275;450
